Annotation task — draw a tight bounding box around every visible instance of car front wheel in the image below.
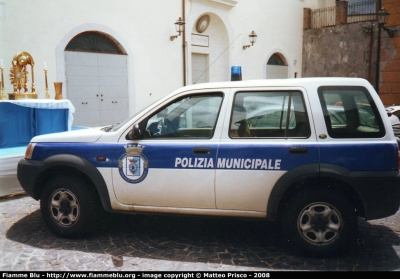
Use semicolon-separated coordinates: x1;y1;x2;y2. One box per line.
40;175;100;238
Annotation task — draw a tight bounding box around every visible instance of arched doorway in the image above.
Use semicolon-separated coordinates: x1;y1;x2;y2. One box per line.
191;13;230;84
266;53;289;79
64;31;128;127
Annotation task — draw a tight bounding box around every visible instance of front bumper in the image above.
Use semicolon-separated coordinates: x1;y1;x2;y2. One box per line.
17;159;45;199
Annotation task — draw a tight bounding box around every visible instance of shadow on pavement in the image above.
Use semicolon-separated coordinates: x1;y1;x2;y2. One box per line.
5;207;400;271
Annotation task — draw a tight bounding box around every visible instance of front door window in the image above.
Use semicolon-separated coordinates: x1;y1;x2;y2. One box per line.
112;92;224;208
144;94;223;139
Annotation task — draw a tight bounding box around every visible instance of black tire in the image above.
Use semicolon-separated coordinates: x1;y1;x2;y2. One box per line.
40;175;101;238
282;188;357;257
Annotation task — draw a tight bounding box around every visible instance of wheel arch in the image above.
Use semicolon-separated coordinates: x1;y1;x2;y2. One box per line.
33;154;112;212
266;163;365;221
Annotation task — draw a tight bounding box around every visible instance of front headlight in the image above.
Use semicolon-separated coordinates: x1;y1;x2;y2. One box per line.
25;143;36;159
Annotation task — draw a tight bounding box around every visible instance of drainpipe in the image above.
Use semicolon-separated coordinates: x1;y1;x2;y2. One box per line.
182;0;187;86
367;28;374;82
375;0;382;93
375;25;381;93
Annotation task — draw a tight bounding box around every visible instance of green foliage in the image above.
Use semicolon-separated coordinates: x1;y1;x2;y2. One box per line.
363;26;374;33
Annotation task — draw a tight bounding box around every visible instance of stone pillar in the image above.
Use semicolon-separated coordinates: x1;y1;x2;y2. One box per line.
304;8;312;30
336;1;348;25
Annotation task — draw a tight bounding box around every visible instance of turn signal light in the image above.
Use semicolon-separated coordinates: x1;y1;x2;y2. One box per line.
25;143;36;159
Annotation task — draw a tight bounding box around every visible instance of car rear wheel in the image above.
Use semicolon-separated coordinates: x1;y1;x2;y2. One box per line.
40;175;100;238
282;188;357;257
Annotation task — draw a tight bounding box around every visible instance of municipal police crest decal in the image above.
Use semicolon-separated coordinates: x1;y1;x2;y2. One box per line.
118;144;149;183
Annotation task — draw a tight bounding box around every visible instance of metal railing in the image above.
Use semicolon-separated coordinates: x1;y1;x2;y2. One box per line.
312;6;336;29
348;1;377;23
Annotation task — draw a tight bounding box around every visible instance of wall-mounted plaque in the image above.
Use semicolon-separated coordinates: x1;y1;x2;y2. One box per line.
191;34;209;47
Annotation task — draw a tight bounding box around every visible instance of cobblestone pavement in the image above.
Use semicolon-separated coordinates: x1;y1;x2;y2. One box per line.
0;195;399;271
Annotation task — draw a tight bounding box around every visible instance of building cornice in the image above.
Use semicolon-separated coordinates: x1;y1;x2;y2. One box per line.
192;0;238;9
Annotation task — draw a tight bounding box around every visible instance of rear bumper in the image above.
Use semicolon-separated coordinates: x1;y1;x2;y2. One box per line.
349;170;400;220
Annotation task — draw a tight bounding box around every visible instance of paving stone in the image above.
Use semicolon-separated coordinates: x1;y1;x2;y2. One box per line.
78;254;95;264
1;195;400;271
11;264;27;271
27;261;47;270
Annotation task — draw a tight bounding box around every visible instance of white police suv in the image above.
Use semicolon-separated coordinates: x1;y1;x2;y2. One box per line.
17;78;400;257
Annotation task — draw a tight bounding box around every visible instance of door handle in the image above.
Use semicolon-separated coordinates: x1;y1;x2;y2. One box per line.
193;147;211;155
289;147;308;154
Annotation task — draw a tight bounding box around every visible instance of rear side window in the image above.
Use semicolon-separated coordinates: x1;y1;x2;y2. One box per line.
229;91;310;138
318;86;385;138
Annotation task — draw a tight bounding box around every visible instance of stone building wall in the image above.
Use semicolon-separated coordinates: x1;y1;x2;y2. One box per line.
302;21;379;87
379;0;400;105
302;0;400;106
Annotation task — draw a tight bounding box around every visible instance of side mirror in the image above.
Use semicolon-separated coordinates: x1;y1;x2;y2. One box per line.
126;124;142;140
